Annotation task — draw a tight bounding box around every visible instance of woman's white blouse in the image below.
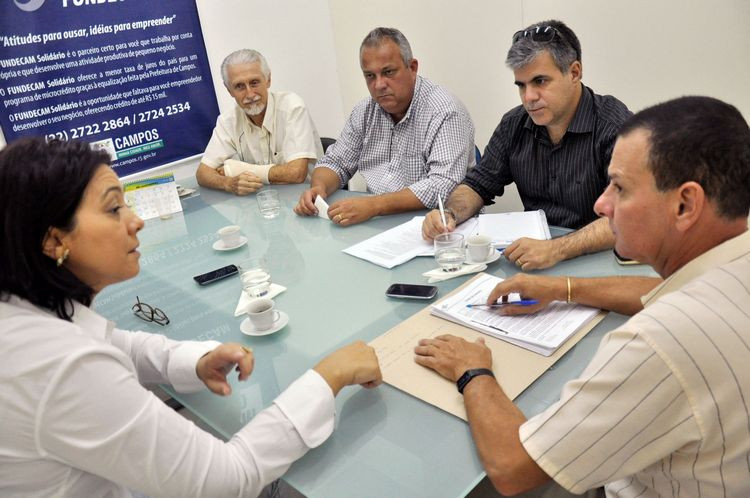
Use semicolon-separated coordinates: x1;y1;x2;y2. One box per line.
0;296;335;497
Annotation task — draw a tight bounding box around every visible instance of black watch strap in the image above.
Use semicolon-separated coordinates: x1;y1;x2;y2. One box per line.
456;368;495;394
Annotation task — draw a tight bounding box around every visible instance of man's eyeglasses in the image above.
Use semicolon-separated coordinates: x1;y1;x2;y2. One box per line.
512;25;580;60
132;296;170;326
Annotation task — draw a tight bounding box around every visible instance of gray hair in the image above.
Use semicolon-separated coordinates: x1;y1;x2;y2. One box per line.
505;20;581;74
360;27;413;66
220;49;270;87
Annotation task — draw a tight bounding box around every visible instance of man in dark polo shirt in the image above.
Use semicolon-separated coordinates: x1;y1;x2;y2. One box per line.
422;20;632;270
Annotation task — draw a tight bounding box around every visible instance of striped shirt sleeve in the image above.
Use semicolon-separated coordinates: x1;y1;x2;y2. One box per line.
520;328;701;494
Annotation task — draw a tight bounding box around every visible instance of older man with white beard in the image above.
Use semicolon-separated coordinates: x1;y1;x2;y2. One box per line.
197;49;323;195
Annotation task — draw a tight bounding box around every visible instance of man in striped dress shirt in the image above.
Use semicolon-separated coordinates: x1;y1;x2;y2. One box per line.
423;20;631;271
415;96;750;496
295;27;475;226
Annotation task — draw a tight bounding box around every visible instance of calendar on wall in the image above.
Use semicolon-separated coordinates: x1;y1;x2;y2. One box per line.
122;173;183;221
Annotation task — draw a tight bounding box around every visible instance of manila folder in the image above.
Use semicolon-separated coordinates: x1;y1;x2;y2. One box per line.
369;273;606;421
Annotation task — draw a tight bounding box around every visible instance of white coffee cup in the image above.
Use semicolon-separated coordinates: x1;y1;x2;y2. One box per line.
218;225;241;248
245;298;280;331
467;234;494;262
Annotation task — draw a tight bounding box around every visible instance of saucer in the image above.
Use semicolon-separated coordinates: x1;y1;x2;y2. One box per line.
213;236;248;251
240;311;289;336
466;250;502;265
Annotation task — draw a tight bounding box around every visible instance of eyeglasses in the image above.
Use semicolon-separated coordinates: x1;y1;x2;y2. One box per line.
132;296;170;326
512;25;580;60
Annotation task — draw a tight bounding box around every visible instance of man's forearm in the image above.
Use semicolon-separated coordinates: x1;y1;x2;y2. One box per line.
268;158;312;184
310;166;344;196
567;275;661;315
370;188;425;216
196;163;230;192
554;217;615;260
445;184;484;224
463;376;550;495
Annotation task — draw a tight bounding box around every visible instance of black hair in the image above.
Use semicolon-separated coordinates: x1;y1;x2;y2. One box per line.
619;96;750;219
0;137;110;320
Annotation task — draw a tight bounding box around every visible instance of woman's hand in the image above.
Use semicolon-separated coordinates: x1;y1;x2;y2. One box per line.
196;343;255;396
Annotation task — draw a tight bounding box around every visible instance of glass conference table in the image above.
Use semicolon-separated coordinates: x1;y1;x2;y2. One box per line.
94;182;655;498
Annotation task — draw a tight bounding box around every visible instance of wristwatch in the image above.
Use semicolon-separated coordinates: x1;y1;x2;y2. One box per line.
444;207;457;222
456;368;495;394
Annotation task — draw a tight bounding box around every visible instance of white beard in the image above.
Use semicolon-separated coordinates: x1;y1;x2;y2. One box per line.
243;101;266;117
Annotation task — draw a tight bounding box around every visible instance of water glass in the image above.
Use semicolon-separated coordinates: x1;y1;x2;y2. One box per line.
239;257;271;297
257;189;280;219
434;233;465;272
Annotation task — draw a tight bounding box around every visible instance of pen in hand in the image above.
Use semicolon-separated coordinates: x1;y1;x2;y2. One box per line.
466;299;539;308
437;196;447;229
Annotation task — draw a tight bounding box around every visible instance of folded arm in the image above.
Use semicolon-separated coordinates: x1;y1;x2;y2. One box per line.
196;162;262;195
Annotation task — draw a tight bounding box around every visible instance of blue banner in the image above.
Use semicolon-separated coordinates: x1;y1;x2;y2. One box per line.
0;0;219;176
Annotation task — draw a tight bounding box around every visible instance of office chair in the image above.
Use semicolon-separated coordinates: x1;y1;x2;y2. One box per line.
320;137;336;153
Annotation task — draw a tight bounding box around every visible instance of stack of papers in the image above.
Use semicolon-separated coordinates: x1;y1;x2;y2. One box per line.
475;210;551;247
343;210;551;268
430;273;600;356
342;217;430;268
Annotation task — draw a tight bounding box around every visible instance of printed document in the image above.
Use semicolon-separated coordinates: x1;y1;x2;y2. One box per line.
431;273;599;355
342;217;431;268
342;210;551;269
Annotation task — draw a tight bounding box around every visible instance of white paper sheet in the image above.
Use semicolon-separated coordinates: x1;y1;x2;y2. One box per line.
342;217;432;268
475;210;551;247
431;273;600;355
314;196;330;220
341;210;551;268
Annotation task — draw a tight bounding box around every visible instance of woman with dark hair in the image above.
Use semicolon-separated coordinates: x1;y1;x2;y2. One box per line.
0;138;381;497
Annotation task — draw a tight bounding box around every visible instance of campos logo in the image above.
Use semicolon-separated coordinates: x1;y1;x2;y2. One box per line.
14;0;46;12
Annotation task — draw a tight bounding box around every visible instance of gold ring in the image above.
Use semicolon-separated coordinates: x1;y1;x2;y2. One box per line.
335;214;342;221
517;260;524;266
241;346;253;354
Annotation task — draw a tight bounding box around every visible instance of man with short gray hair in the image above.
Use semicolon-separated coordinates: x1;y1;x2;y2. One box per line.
295;27;475;226
423;20;631;270
197;49;323;195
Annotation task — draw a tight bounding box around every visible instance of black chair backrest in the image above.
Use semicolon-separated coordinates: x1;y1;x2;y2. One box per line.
321;137;336;153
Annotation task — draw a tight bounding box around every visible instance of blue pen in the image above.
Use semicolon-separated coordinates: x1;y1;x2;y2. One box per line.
465;299;539;308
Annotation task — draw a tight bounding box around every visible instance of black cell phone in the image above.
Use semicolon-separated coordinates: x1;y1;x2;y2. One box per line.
386;283;438;300
193;264;239;286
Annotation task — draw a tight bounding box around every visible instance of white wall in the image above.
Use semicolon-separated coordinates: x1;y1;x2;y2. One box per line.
195;0;344;139
327;0;750;211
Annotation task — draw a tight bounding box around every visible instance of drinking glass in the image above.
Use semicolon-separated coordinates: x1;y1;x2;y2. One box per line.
257;189;280;219
238;257;271;297
434;233;465;271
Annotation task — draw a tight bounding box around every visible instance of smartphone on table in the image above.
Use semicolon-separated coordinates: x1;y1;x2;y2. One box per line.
193;264;239;286
386;283;438;300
